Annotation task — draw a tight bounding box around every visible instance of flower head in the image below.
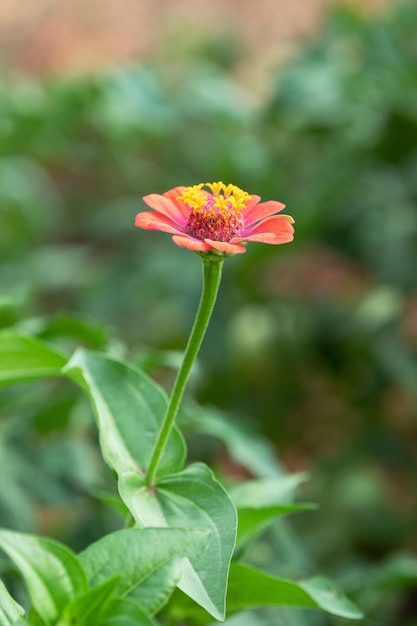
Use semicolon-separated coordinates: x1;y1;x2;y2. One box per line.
135;181;294;255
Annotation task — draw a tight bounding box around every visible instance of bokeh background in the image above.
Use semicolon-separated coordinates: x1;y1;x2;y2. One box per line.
1;1;417;625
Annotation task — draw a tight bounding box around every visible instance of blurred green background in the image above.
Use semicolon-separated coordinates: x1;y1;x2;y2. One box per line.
1;1;417;624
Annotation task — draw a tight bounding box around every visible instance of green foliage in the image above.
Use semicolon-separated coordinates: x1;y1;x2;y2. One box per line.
0;530;87;624
78;527;210;602
227;565;363;619
0;580;25;626
0;333;360;623
64;349;237;620
64;349;186;478
229;475;316;552
0;332;66;384
0;526;210;626
170;564;364;623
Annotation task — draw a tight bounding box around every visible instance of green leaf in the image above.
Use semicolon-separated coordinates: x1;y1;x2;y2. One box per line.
229;474;308;508
236;504;316;553
0;579;25;626
101;597;157;626
0;331;67;385
59;575;122;626
229;475;316;551
63;351;236;619
91;489;130;518
37;313;109;349
0;530;88;625
120;462;237;621
171;564;363;623
79;527;210;598
63;349;186;478
129;561;183;617
182;405;284;478
373;554;417;589
26;608;45;626
227;564;363;619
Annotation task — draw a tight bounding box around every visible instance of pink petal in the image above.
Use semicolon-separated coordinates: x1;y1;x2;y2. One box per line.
163;186;186;202
243;200;286;228
172;235;213;251
235;215;294;244
162;186;190;217
142;193;188;224
204;239;247;254
135;211;186;235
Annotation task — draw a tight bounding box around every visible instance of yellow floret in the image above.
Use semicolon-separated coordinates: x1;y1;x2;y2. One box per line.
178;181;251;212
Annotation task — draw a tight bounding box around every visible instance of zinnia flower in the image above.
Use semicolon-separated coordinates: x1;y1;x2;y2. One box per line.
135;182;294;255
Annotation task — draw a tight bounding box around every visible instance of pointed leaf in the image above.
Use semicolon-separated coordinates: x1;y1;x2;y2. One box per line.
0;579;25;626
236;504;316;552
229;474;308;508
129;561;183;617
183;405;284;478
63;349;186;477
0;530;88;625
38;313;108;349
101;597;157;626
298;577;364;619
170;565;363;623
373;554;417;589
229;475;316;550
60;575;122;626
0;331;66;385
227;564;363;619
79;527;210;598
120;463;237;621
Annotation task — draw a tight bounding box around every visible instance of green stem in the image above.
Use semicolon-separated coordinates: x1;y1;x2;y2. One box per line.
145;256;224;487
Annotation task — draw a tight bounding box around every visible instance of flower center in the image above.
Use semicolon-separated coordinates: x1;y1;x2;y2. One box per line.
178;182;250;242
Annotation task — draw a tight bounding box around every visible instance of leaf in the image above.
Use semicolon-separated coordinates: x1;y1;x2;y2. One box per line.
236;504;316;552
229;474;309;508
63;349;186;478
129;561;183;617
226;564;363;619
229;475;316;551
91;489;130;518
59;575;122;626
299;577;364;619
373;554;417;589
0;579;25;626
78;527;210;598
38;313;109;349
63;351;236;619
170;564;363;623
120;462;237;621
0;331;66;385
0;530;88;625
182;404;284;478
100;597;157;626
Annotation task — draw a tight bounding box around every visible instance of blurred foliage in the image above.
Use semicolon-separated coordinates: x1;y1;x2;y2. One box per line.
1;1;417;624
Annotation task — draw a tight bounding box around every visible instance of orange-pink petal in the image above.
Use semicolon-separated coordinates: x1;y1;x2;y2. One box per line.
243;200;286;228
135;211;186;235
172;235;213;251
204;239;247;254
162;186;186;202
237;215;294;244
142;193;188;224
